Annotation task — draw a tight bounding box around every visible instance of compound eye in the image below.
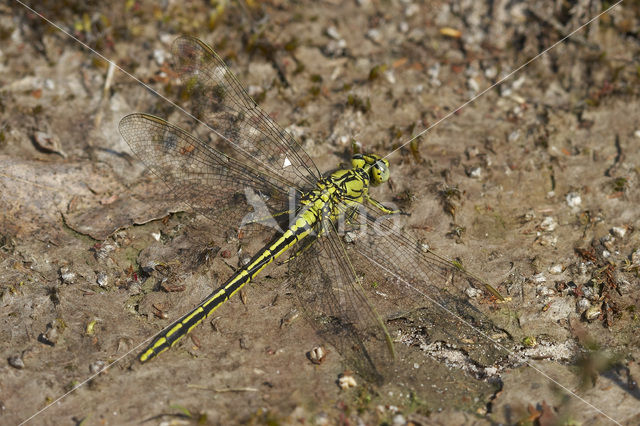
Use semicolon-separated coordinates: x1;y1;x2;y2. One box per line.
371;160;390;185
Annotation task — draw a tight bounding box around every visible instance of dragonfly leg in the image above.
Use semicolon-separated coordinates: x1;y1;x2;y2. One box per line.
366;195;410;216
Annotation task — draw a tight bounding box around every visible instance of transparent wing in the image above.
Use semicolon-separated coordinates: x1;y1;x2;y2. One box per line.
119;113;294;235
287;225;394;384
342;203;512;360
289;201;512;382
172;35;321;191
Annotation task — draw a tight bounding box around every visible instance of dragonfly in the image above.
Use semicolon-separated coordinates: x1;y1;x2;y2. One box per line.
119;36;506;381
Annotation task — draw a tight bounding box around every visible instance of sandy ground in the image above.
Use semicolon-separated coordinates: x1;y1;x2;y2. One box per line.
1;0;640;425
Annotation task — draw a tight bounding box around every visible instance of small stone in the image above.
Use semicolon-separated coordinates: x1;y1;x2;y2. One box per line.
466;166;482;179
467;77;479;93
465;287;480;298
565;192;582;208
314;412;330;426
405;3;419;17
326;26;341;40
96;272;108;288
577;298;590;312
8;355;24;369
308;346;327;365
532;273;547;284
540;216;557;232
366;28;382;44
39;323;59;346
512;75;526;90
60;267;76;284
548;264;563;275
610;226;627;238
538;234;558;247
153;49;166;65
343;232;357;244
89;360;106;374
392;414;406;426
584;304;602;321
536;285;553;297
338;373;357;389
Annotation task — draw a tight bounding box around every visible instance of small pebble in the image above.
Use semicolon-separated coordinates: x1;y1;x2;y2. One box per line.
96;272;108;288
366;28;382;44
343;232;356;244
465;287;480;298
308;346;327;365
153;49;166;65
89;360;106;374
8;355;24;369
512;76;526;90
532;273;546;284
466;166;482;179
584;304;601;321
536;285;553;296
326;26;341;40
467;77;479;93
392;414;406;426
538;234;558;247
314;413;330;426
548;264;563;275
60;267;76;284
338;373;357;389
565;192;582;208
577;298;590;312
405;3;419;17
610;226;627;238
540;216;557;232
40;325;58;346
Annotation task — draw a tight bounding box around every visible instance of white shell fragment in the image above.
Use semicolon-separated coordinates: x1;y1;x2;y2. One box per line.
539;216;557;232
338;373;357;389
565;192;582;209
548;264;563;275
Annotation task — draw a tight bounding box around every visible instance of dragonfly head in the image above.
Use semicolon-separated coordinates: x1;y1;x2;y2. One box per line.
351;153;390;186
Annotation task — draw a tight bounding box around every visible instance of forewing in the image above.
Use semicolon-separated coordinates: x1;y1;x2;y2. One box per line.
119;113;293;235
172;36;321;191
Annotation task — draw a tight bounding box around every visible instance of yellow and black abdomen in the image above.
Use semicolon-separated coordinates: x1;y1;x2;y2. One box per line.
139;217;313;363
